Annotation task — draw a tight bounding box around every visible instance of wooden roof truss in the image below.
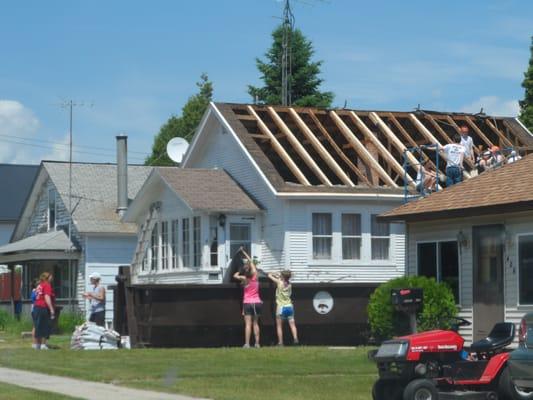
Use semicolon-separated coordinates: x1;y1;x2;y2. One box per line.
231;104;533;190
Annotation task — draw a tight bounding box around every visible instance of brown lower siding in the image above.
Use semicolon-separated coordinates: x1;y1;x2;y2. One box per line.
115;278;377;347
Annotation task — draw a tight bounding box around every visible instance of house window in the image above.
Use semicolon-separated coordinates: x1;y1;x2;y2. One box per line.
371;215;390;260
193;216;201;267
312;213;332;260
417;241;459;303
209;217;218;267
48;189;56;230
161;221;169;270
182;218;190;268
171;220;179;269
342;214;361;260
229;223;251;258
150;222;158;271
519;235;533;304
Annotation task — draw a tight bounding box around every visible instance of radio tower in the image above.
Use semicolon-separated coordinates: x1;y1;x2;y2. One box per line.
281;0;295;106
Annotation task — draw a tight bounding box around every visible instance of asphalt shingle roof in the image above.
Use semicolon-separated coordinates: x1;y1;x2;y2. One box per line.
0;164;38;221
0;230;74;254
380;154;533;221
44;162;152;234
156;168;261;212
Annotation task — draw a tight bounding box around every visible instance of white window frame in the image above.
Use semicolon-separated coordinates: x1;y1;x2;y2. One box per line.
415;239;461;306
193;216;201;267
48;188;57;231
161;221;169;270
182;218;190;268
341;213;362;260
371;214;391;261
150;222;159;272
171;219;180;269
312;213;333;260
517;232;533;306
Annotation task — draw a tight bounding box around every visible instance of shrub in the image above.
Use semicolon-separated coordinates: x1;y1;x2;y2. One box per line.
368;276;457;341
58;310;85;334
0;308;33;335
0;308;9;330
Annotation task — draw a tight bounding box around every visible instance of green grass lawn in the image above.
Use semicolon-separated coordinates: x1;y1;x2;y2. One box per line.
0;383;81;400
0;333;378;400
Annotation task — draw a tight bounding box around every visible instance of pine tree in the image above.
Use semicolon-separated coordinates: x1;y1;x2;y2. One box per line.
248;26;334;108
519;36;533;131
145;74;213;166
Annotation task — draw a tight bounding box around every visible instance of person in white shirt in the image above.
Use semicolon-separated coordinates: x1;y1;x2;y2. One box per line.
459;125;474;164
507;150;522;164
425;134;465;187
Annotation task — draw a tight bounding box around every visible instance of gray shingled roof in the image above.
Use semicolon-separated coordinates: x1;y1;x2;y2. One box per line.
157;168;261;212
0;164;38;221
0;230;74;254
44;162;152;234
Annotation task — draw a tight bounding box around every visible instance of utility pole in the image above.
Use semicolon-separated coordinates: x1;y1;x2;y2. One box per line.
281;0;295;106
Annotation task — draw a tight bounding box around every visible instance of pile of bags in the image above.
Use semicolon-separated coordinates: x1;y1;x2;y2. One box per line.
70;322;121;350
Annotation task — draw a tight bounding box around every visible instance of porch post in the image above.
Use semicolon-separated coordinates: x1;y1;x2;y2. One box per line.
8;264;14;317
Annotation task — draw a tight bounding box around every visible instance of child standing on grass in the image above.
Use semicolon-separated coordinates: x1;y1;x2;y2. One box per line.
267;270;299;346
233;248;262;348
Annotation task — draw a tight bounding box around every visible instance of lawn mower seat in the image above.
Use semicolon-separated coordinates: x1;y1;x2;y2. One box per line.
470;322;515;354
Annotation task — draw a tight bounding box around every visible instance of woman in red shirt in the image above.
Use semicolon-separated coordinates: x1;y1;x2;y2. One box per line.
32;272;55;350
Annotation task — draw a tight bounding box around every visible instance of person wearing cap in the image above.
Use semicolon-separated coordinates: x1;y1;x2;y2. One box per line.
507;150;522;164
459;125;475;164
84;272;106;327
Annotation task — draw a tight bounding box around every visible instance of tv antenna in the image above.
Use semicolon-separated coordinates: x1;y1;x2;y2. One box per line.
166;137;189;164
281;0;295;106
59;99;92;308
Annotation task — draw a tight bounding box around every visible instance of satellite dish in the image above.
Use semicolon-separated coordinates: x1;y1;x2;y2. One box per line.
166;137;189;163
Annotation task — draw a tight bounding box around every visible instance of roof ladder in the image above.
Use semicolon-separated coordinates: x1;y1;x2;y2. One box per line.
131;202;161;276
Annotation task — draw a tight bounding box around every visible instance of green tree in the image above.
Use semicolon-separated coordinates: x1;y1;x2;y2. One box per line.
248;26;334;108
519;36;533;131
145;73;213;166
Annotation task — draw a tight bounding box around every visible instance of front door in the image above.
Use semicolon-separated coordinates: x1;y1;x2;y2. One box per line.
226;216;256;264
472;225;505;341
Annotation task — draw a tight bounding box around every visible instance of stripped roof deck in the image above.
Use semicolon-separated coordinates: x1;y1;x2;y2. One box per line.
215;103;533;194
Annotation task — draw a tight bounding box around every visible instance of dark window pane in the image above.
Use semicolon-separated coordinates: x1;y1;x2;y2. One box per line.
371;215;389;236
418;242;437;278
372;238;390;260
440;241;459;303
342;238;361;260
312;213;332;235
519;235;533;304
313;238;332;259
342;214;361;236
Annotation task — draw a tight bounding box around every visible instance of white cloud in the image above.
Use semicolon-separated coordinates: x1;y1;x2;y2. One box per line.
42;133;70;162
460;96;520;117
0;100;40;163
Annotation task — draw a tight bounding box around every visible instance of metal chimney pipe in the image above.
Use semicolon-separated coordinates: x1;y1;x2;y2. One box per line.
116;134;128;216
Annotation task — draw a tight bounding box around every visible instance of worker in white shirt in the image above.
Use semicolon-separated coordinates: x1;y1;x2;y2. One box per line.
424;134;465;187
459;125;474;164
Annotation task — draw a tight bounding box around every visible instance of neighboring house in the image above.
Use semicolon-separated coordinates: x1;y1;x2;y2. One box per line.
0;140;152;326
0;164;38;303
125;102;533;285
380;154;533;344
0;164;39;245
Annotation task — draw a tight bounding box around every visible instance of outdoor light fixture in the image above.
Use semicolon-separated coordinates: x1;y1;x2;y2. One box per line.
457;230;468;248
218;214;226;227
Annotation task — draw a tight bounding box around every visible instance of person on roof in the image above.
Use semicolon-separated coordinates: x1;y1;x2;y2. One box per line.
477;149;493;173
415;159;437;195
490;146;504;168
507;150;522;164
459;125;475;164
425;134;465;187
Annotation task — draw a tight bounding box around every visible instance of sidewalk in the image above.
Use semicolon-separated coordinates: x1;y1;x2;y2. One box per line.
0;367;210;400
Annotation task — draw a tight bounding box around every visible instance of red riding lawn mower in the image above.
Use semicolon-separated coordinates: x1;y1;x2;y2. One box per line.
371;289;522;400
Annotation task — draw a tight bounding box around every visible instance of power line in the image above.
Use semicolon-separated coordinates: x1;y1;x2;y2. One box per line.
0;132;148;155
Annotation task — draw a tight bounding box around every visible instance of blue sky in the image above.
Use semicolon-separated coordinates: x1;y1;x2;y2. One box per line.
1;0;532;164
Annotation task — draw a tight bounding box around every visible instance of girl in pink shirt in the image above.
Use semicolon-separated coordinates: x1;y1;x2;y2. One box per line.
233;249;262;348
